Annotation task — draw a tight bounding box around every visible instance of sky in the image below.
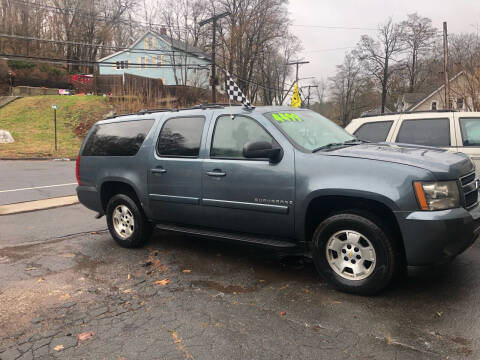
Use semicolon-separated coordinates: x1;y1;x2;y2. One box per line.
287;0;480;86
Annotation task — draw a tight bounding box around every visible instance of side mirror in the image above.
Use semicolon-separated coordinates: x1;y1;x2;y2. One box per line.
243;141;283;163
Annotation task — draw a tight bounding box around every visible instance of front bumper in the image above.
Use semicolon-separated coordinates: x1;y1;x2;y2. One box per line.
396;204;480;265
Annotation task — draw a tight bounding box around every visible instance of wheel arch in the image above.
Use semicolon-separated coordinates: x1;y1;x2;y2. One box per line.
302;192;405;260
100;179;142;213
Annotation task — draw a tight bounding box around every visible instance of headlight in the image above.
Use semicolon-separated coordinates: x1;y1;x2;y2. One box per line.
413;181;460;210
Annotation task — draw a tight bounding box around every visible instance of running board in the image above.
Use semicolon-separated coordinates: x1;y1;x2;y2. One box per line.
155;223;298;249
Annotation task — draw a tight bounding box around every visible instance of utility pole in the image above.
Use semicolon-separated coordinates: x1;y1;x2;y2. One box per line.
52;104;58;152
304;85;318;108
443;21;450;109
199;11;230;103
287;61;310;83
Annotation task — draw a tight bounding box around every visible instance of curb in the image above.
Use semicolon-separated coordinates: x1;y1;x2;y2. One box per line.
0;196;79;215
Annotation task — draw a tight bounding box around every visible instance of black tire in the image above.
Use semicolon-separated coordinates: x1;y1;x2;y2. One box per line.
106;193;153;248
312;212;399;295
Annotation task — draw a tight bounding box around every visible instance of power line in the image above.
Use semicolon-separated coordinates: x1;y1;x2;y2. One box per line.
0;53;209;67
291;24;377;30
10;0;192;32
0;33;208;57
305;46;355;53
0;52;296;95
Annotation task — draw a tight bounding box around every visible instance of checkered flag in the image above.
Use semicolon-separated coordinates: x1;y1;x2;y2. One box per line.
225;71;252;108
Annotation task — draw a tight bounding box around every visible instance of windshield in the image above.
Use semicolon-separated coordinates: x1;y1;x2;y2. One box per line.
264;110;355;151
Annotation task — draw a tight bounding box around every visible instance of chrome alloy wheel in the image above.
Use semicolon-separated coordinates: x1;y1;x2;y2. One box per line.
112;205;135;239
325;230;376;280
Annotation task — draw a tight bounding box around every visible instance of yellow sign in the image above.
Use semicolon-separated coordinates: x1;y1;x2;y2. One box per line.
290;83;301;108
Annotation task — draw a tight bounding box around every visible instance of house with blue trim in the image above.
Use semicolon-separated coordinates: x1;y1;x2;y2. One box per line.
97;30;211;88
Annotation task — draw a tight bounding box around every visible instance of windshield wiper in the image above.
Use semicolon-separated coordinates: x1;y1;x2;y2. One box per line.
312;139;368;153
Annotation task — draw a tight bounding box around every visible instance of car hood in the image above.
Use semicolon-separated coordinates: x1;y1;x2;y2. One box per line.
323;142;474;179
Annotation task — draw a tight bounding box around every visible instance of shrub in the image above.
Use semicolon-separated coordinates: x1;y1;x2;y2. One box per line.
7;60;35;70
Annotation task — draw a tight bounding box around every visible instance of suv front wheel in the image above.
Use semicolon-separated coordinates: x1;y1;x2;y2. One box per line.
312;212;399;295
106;194;153;248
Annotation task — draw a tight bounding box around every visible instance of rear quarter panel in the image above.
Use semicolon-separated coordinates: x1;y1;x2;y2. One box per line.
79;115;161;218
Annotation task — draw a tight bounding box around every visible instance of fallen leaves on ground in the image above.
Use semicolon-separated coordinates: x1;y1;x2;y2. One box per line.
37;278;45;283
280;311;286;316
54;345;64;351
78;331;95;342
142;252;168;273
59;293;71;301
182;269;191;273
154;279;170;286
127;274;132;280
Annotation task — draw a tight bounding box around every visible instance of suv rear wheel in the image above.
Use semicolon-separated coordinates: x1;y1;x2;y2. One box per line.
106;194;153;248
312;212;399;295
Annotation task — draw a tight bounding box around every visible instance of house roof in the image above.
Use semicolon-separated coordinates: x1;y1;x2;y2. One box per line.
360;106;393;117
97;30;211;62
402;92;426;104
410;71;465;111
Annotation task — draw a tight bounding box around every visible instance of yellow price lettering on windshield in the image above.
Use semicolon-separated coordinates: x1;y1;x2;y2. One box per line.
272;113;303;123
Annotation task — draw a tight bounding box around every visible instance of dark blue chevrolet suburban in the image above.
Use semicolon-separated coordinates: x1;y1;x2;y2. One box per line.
76;105;480;294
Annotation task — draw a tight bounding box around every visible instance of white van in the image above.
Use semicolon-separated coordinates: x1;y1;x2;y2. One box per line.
346;111;480;173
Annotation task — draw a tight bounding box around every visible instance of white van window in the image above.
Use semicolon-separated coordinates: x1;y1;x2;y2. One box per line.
460;118;480;146
354;121;393;142
397;118;450;147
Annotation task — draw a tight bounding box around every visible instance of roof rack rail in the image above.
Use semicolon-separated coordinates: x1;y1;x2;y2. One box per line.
360;109;457;118
134;103;247;115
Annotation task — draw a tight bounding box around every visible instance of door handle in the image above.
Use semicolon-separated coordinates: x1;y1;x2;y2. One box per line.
206;170;226;177
151;168;167;174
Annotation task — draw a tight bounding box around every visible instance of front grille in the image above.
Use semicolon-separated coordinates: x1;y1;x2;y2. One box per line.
460;172;479;209
461;173;476;186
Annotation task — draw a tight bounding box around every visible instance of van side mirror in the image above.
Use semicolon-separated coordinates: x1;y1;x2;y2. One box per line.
243;141;283;163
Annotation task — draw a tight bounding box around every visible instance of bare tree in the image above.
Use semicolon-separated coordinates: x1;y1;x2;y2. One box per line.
449;33;480;110
358;18;404;113
400;13;437;92
329;52;364;126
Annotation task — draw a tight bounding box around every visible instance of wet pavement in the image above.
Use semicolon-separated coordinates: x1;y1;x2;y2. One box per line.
0;205;479;359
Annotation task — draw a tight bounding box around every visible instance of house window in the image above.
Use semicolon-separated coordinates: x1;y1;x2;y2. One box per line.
457;98;464;110
144;38;149;50
141;57;146;69
431;101;437;110
152;56;157;66
161;55;165;65
448;99;454;109
148;37;154;49
125;60;129;69
116;61;121;70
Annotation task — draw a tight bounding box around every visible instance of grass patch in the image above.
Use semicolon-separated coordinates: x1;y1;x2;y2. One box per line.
0;95;112;158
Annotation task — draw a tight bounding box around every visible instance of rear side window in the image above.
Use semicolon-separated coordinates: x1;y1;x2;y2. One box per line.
396;118;450;147
354;121;392;142
82;119;155;156
459;118;480;146
157;117;205;157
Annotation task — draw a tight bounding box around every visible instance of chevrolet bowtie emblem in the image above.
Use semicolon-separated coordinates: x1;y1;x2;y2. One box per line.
349;252;353;257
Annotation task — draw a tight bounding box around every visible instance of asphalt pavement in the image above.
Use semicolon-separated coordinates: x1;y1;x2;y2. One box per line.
0;204;479;359
0;160;77;205
0;204;105;249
